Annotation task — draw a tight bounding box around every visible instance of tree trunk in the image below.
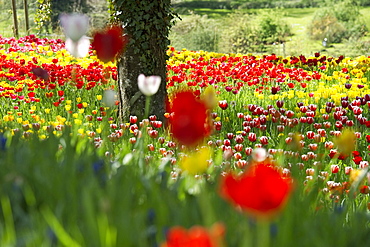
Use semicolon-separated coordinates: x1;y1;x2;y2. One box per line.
11;0;19;38
24;0;30;35
117;39;167;121
113;0;176;122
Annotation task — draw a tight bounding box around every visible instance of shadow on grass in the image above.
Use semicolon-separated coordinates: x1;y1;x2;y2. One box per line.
173;1;233;9
283;8;316;18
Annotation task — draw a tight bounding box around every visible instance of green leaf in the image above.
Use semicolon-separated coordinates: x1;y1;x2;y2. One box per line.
42;206;81;247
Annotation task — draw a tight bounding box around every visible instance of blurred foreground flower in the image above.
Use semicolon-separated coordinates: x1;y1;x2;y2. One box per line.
201;86;218;109
161;223;225;247
138;74;161;96
251;148;268;163
59;13;89;42
103;89;117;107
180;147;211;175
31;67;49;80
92;25;128;63
60;13;90;58
334;128;356;157
168;90;211;147
220;163;292;219
65;36;90;58
0;134;7;151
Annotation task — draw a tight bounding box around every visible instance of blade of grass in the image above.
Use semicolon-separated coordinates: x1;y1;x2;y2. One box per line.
1;196;16;246
41;206;81;247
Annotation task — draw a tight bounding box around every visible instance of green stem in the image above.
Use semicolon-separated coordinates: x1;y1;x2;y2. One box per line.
136;95;151;172
256;219;270;247
144;95;151;119
198;183;215;227
240;218;252;247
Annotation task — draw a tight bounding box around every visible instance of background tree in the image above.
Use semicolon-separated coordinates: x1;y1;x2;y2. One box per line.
109;0;178;120
35;0;91;33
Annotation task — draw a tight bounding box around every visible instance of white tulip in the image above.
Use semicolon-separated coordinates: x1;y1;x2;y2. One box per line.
59;13;89;42
65;36;90;58
137;74;161;96
251;148;267;162
103;89;117;107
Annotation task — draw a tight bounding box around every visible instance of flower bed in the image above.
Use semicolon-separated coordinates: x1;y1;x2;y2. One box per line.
0;35;369;246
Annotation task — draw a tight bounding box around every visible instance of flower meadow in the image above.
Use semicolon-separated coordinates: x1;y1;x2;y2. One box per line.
1;34;370;247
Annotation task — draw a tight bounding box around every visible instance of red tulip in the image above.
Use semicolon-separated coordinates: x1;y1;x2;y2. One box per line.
271;86;279;94
162;223;225;247
169;90;210;147
306;131;315;139
245;147;253;156
220;163;292;219
306;117;314;124
259;136;268;145
366;135;370;143
226;133;234;140
248;132;257;142
235;135;244;144
130;115;138;124
214;121;222;131
234;144;244;152
218;100;228;110
299;117;307;123
276;100;284;108
148;129;158;138
92;25;128;63
331;165;340;174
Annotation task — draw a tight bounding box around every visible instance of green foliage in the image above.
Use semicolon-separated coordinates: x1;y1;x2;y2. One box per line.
254;11;292;45
169;14;220;51
170;10;291;54
219;10;291;54
35;0;52;34
1;125;370;246
307;0;368;43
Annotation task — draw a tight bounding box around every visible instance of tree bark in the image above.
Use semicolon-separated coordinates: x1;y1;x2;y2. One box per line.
24;0;30;35
11;0;19;38
117;39;167;121
114;0;175;122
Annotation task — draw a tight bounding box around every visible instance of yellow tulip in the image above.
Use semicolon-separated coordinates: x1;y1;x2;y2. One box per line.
180;147;211;175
